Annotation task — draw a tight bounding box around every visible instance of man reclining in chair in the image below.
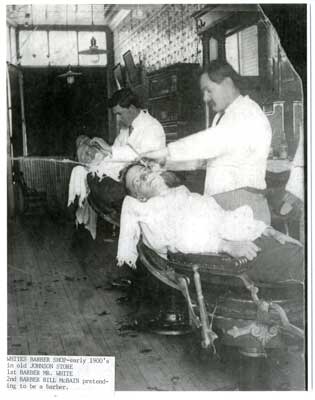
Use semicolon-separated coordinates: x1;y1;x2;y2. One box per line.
117;162;304;284
74;134;127;213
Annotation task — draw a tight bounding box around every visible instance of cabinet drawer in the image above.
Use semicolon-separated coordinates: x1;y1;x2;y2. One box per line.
148;98;179;123
163;123;178;142
149;73;178;98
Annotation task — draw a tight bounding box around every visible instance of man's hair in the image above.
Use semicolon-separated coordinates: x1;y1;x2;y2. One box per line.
119;161;139;194
108;88;141;109
202;60;242;89
119;161;181;196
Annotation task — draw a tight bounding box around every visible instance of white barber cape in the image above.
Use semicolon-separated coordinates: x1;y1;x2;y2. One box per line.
168;95;272;196
90;110;166;182
117;186;267;268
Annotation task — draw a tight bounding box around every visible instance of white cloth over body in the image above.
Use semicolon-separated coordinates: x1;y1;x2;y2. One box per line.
117;186;267;268
67;165;97;239
75;200;97;240
67;166;89;207
91;110;166;182
168;95;272;196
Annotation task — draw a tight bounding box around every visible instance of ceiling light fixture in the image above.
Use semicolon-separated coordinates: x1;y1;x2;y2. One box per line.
57;65;82;85
78;5;107;56
78;36;107;55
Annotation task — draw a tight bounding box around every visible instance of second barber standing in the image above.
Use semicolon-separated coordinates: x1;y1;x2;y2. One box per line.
144;60;272;225
87;88;166;211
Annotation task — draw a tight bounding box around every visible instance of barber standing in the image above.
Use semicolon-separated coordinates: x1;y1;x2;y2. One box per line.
143;60;272;224
91;88;166;160
87;88;166;211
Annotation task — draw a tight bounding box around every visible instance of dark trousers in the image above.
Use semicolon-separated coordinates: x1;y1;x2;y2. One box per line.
87;173;126;213
247;236;304;284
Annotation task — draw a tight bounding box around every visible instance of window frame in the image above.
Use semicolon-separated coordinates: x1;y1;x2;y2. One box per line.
224;23;260;77
17;27;107;67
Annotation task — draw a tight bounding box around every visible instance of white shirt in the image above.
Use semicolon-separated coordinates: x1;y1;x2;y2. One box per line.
286;131;304;201
117;186;266;268
90;110;166;181
168;95;272;196
112;109;166;159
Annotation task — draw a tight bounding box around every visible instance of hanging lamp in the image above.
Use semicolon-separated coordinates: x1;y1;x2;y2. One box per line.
57;65;82;85
78;5;107;56
78;36;107;55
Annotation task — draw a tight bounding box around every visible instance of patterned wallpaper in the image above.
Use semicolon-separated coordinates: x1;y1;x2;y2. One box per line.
113;4;204;71
113;3;303;158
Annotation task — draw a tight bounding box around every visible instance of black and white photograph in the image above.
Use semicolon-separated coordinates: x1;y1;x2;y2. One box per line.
4;1;311;393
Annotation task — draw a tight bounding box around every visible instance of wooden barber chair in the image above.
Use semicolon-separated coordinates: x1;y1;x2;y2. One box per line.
86;174;304;389
138;241;303;350
137;241;304;389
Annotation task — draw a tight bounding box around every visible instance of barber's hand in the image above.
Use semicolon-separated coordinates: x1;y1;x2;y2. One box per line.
263;226;302;247
140;148;169;165
220;240;261;261
90;137;112;153
139;158;165;172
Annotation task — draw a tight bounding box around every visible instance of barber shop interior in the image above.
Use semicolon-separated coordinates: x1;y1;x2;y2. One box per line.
7;3;307;391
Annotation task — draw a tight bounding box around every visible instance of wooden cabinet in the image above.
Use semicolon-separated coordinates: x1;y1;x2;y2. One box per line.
147;63;204;142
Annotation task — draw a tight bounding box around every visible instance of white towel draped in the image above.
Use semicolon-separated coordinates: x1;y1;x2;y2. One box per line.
67;166;89;207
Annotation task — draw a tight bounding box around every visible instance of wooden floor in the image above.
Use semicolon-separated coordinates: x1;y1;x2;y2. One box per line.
7;214;305;391
7;214;238;391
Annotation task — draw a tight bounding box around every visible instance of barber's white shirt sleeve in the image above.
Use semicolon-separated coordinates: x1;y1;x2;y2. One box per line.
130;124;165;154
167;95;271;195
168;123;233;161
112;111;166;160
113;128;129;147
167;98;268;162
111;128;137;160
111;144;138;161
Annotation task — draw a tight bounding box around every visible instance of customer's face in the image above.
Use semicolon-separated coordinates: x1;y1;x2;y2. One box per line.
112;105;134;128
77;142;105;165
77;143;99;164
125;165;164;200
200;73;231;113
